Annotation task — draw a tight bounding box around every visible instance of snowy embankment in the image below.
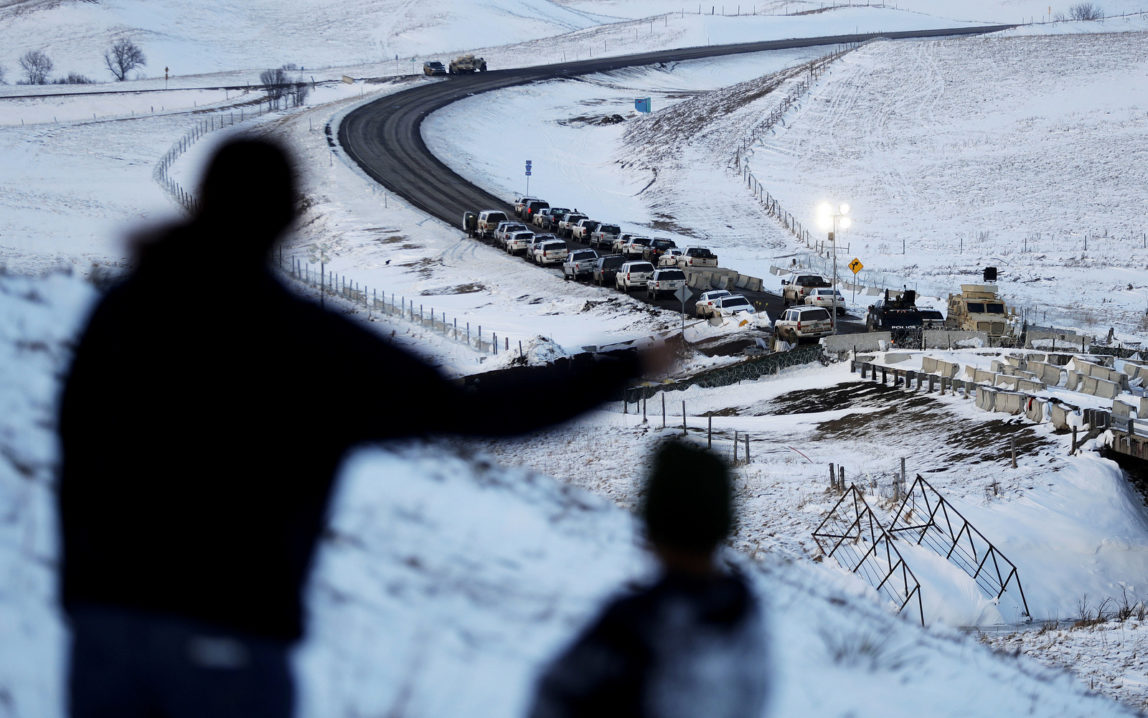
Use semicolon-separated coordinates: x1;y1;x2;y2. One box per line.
748;30;1148;336
0;271;1136;718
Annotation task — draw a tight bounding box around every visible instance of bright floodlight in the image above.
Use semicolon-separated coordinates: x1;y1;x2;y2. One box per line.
839;203;850;216
839;216;853;230
816;202;833;229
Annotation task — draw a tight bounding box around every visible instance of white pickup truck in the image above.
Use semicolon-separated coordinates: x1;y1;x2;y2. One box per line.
570;219;601;243
679;247;718;268
563;248;599;280
780;273;832;305
558;213;587;238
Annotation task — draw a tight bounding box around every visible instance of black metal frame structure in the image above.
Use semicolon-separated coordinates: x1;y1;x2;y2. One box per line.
889;475;1030;618
813;485;925;625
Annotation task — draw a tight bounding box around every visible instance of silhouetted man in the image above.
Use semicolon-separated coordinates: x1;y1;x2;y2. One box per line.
57;137;644;718
528;440;769;718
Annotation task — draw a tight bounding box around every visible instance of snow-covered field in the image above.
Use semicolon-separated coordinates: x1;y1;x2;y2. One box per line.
0;272;1139;717
3;0;1148;715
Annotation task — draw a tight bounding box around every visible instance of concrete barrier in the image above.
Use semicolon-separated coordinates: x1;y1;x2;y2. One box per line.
990;360;1004;374
1027;329;1091;350
1073;360;1103;378
736;274;764;292
923;330;989;349
1081;375;1099;395
1050;402;1071;430
1029;361;1064;386
687;271;711;289
1140;396;1148;417
976;386;997;411
1025;353;1048;364
974;369;996;385
935;359;961;378
1066;371;1082;391
1112;400;1133;418
885;352;912;364
1005;355;1024;368
964;366;977;381
921;356;939;374
866;287;882;296
995;392;1024;415
1095;366;1129;390
822;332;889;355
1094;377;1120;399
993;374;1019;390
1024;396;1045;423
1017;379;1044;394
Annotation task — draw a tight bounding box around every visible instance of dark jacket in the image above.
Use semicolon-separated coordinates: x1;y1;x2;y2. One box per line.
529;570;769;718
57;225;640;641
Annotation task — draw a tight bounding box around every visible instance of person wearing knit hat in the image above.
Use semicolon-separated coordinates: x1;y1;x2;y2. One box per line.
529;440;770;718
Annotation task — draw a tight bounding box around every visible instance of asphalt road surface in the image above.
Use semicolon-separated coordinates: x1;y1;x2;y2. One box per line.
339;25;1013;335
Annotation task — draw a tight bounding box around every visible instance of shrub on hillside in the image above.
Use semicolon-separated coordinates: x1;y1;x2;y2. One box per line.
1068;2;1104;20
18;49;52;85
54;73;94;85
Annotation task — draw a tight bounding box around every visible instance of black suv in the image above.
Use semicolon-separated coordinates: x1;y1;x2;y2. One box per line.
642;238;678;262
592;255;626;287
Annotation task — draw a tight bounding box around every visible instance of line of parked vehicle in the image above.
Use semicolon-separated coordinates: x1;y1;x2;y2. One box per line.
461;197;840;340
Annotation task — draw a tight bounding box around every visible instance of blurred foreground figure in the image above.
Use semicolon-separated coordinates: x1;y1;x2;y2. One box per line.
57;137;642;718
529;441;769;718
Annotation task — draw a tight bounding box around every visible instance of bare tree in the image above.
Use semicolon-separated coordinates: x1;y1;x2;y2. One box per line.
260;67;289;106
288;82;310;107
1068;2;1104;20
104;38;146;81
19;50;53;85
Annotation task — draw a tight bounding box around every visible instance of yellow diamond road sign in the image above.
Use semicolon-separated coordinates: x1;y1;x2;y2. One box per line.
849;258;863;274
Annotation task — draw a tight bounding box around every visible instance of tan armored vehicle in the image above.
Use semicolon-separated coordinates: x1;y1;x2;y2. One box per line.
449;54;487;74
945;282;1016;344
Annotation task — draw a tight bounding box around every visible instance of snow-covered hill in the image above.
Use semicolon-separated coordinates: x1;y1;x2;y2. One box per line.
4;0;1148;714
0;271;1137;717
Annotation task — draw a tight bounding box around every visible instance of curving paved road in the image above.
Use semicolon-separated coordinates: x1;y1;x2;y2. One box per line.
338;26;1012;336
339;25;1012;226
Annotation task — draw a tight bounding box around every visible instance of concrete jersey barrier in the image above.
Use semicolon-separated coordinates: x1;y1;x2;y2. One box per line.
994;391;1025;415
1050;402;1071;430
1028;361;1064;387
1024;396;1045;423
976;385;997;411
1017;379;1044;394
923;330;988;348
822;333;890;354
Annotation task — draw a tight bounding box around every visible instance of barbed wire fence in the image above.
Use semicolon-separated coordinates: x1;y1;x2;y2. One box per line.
152;99;285;213
280;254;507;356
730;43;864;253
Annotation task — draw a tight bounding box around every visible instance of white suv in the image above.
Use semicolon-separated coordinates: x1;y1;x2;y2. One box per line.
712;295;771;330
775;306;834;341
646;268;687;300
804;287;846;316
505;230;535;255
694;289;733;317
533;239;569;265
616;261;655;292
